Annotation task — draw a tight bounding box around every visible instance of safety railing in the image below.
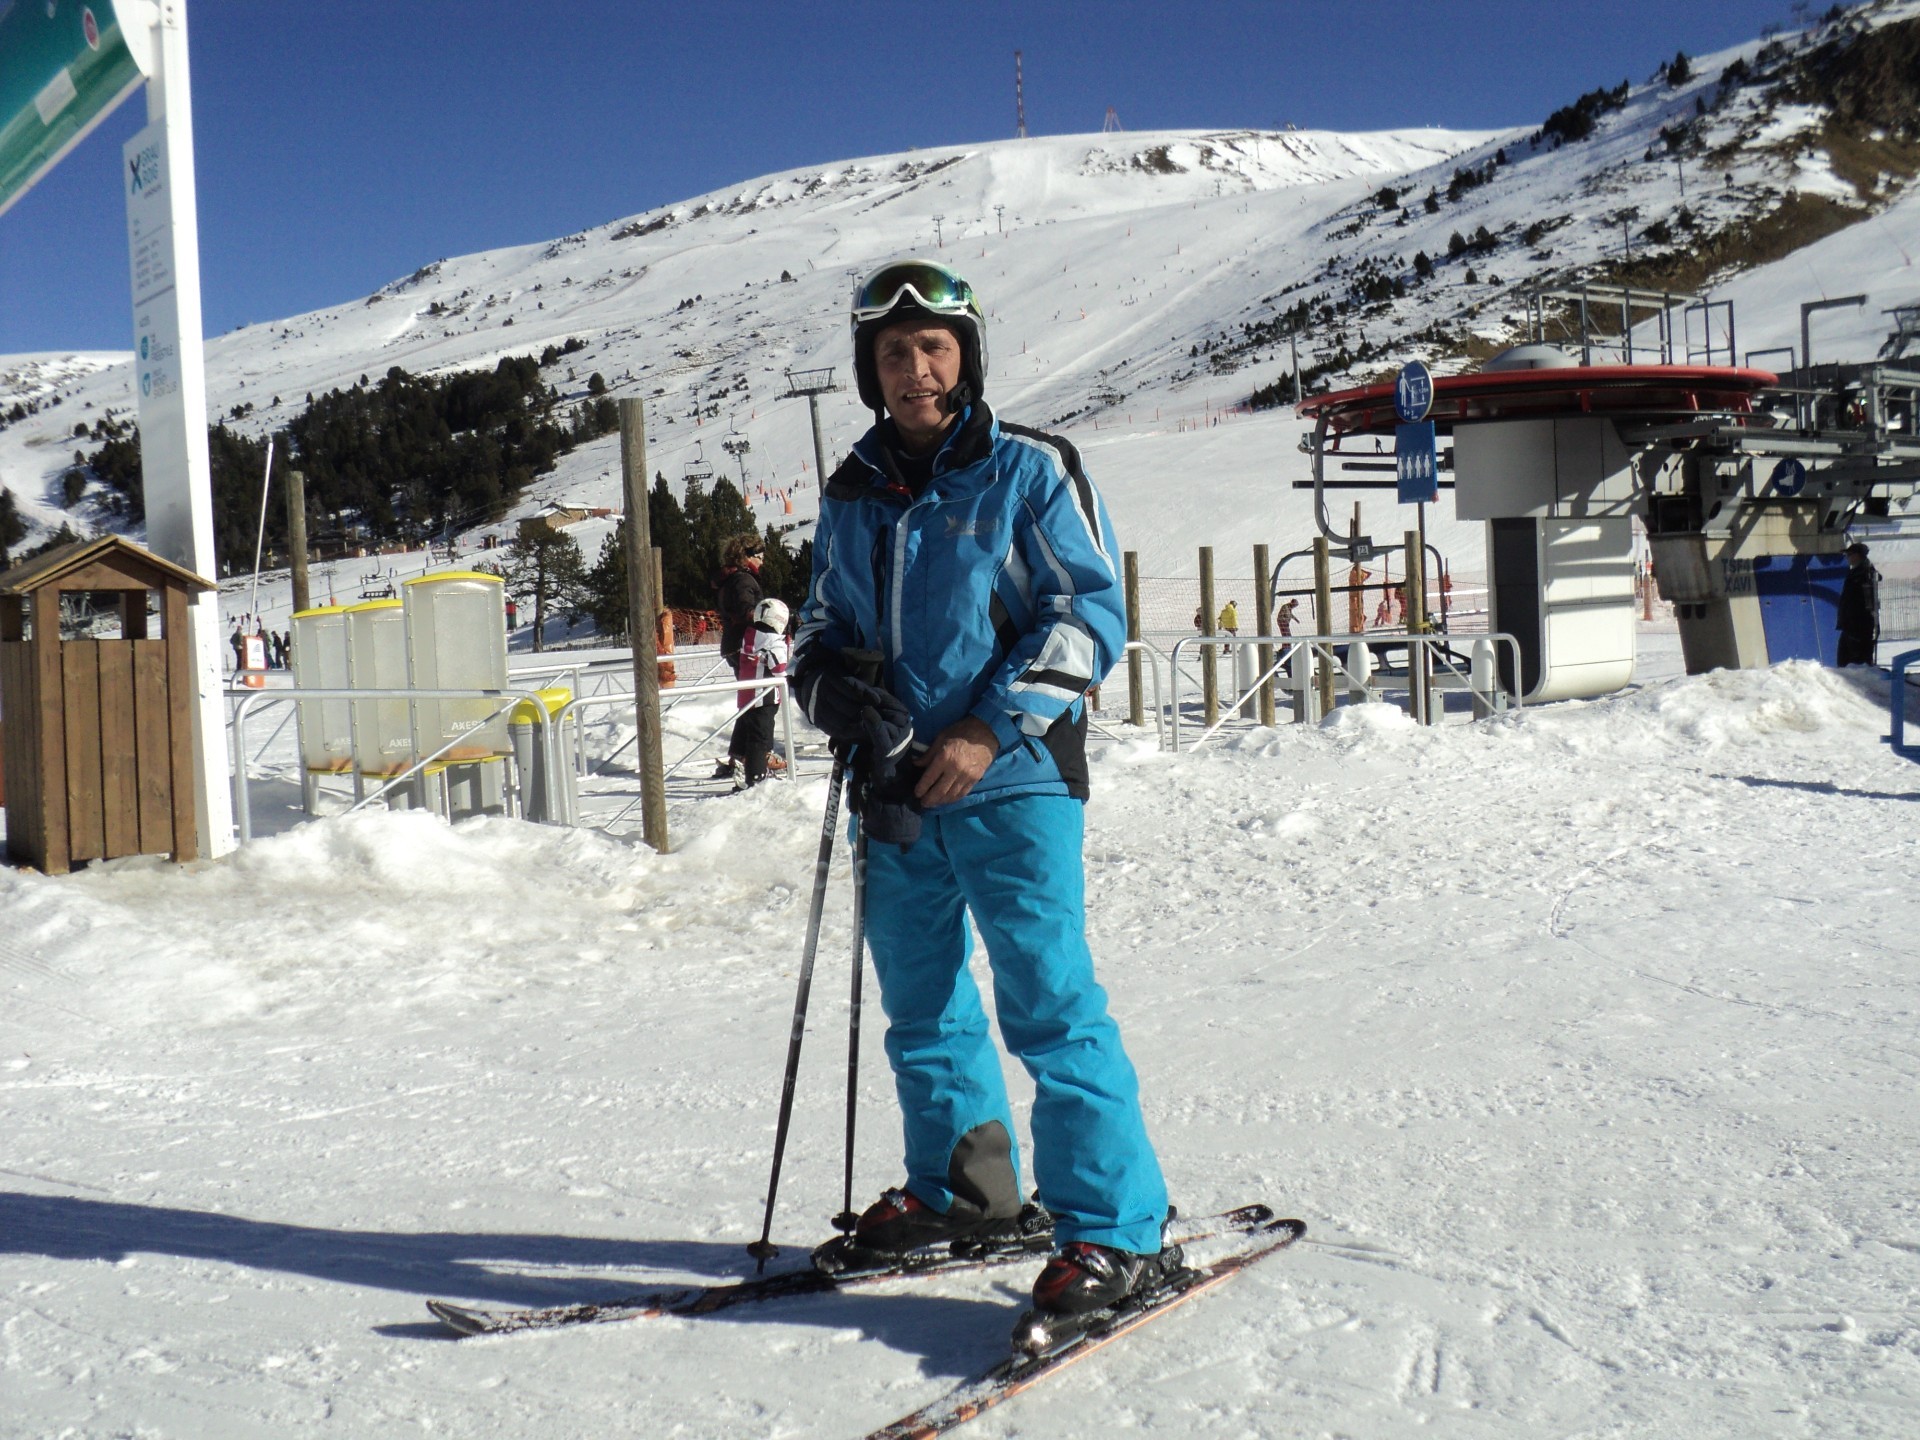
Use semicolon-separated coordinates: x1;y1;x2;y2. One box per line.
1100;640;1170;749
556;675;797;833
226;685;560;844
1166;631;1524;752
577;658;787;781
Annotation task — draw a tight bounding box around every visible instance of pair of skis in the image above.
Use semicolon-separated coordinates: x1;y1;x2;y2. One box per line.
425;1203;1305;1438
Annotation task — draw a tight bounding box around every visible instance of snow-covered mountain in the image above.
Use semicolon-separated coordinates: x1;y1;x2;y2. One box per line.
2;0;1918;588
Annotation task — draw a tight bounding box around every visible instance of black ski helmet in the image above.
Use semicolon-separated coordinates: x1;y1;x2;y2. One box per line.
850;259;988;414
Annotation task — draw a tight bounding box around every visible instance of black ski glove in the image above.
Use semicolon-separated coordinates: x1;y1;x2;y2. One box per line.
850;745;922;850
794;654;913;757
795;650;921;848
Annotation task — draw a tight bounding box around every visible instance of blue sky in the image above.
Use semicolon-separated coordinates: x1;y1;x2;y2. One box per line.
1;0;1798;354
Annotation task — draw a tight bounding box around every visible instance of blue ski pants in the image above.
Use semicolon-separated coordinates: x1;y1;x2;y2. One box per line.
860;793;1169;1253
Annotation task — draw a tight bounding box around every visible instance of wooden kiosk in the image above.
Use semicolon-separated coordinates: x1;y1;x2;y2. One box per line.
0;536;213;873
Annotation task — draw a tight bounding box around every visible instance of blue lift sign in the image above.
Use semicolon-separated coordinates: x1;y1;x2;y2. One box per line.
1393;361;1438;502
1396;421;1438;503
1393;360;1434;423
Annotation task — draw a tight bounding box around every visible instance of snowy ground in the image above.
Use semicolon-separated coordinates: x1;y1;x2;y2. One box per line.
6;645;1919;1438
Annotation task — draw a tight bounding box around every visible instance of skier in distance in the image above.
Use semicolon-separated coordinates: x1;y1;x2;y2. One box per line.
790;259;1179;1338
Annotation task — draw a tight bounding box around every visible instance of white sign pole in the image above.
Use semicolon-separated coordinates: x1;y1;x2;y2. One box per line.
125;0;233;856
247;435;274;619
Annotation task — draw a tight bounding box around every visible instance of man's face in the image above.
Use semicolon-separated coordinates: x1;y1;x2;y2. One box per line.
874;318;964;450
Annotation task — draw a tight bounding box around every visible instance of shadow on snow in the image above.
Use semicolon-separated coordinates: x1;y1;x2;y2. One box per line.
0;1190;1019;1371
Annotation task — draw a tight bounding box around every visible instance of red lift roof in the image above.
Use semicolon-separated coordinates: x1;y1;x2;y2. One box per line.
1297;365;1779;437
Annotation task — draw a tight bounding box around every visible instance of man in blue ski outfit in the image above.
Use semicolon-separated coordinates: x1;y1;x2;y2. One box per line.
791;260;1178;1333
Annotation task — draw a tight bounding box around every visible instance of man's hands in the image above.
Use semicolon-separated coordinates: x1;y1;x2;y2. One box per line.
913;715;998;808
798;665;912;757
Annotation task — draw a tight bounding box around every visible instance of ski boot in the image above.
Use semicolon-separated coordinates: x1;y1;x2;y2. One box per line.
812;1188;1051;1276
1010;1217;1188;1356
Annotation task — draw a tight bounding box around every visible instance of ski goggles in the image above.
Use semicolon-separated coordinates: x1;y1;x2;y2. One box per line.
851;261;981;325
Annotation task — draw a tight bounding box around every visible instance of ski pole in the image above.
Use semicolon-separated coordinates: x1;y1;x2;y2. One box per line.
747;753;848;1268
832;821;870;1233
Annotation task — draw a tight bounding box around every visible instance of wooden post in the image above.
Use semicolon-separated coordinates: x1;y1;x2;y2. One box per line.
1123;550;1144;727
1253;543;1274;727
286;470;311;615
1198;546;1218;728
1406;528;1429;725
1312;535;1335;715
620;399;669;852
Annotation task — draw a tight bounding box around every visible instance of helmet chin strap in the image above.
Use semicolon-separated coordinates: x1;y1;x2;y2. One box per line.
940;381;974;416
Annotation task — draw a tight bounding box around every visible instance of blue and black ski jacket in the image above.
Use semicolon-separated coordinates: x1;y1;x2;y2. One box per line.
793;402;1126;809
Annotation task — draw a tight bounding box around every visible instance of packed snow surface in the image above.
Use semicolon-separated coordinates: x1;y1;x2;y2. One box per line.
6;659;1919;1437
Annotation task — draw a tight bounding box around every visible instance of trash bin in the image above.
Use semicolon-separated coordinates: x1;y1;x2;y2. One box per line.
509;687;573;823
345;598;412;779
290;605;354;776
403;572;510;764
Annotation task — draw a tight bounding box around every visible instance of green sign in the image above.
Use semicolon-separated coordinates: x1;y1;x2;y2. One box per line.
0;0;146;219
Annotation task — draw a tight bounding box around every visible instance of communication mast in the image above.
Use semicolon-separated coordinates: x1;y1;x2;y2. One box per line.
1103;106;1122;133
1014;50;1027;138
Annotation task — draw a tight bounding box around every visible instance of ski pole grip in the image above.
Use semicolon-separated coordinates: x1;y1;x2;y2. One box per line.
840;647;885;687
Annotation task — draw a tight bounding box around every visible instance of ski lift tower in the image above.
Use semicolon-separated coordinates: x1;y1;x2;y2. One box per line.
722;432;752;488
784;366;840;494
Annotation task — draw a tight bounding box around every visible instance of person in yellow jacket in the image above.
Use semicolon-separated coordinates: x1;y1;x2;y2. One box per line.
1216;599;1239;635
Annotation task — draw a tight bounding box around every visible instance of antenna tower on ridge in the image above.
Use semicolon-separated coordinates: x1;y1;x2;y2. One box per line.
1103;106;1122;133
1014;50;1028;138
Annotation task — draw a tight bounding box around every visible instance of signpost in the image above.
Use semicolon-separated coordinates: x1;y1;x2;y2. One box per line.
1393;361;1437;721
2;0;233;855
1393;360;1438;505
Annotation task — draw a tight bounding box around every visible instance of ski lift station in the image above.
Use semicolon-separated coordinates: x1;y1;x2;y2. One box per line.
1300;285;1920;702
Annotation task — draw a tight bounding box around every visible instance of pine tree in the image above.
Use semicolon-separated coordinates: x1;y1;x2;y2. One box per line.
0;489;28;569
501;527;589;652
648;475;700;606
756;524;810;605
701;478;755;567
583;526;631;637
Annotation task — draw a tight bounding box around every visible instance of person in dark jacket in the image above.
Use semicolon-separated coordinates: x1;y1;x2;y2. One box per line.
791;259;1174;1340
714;534;765;779
1837;541;1880;667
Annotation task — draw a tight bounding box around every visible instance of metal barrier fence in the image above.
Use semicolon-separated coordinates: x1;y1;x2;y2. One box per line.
554;676;796;832
1165;631;1524;752
226;671;799;843
1132;573;1485;639
229;633;1528;840
227;685;560;843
